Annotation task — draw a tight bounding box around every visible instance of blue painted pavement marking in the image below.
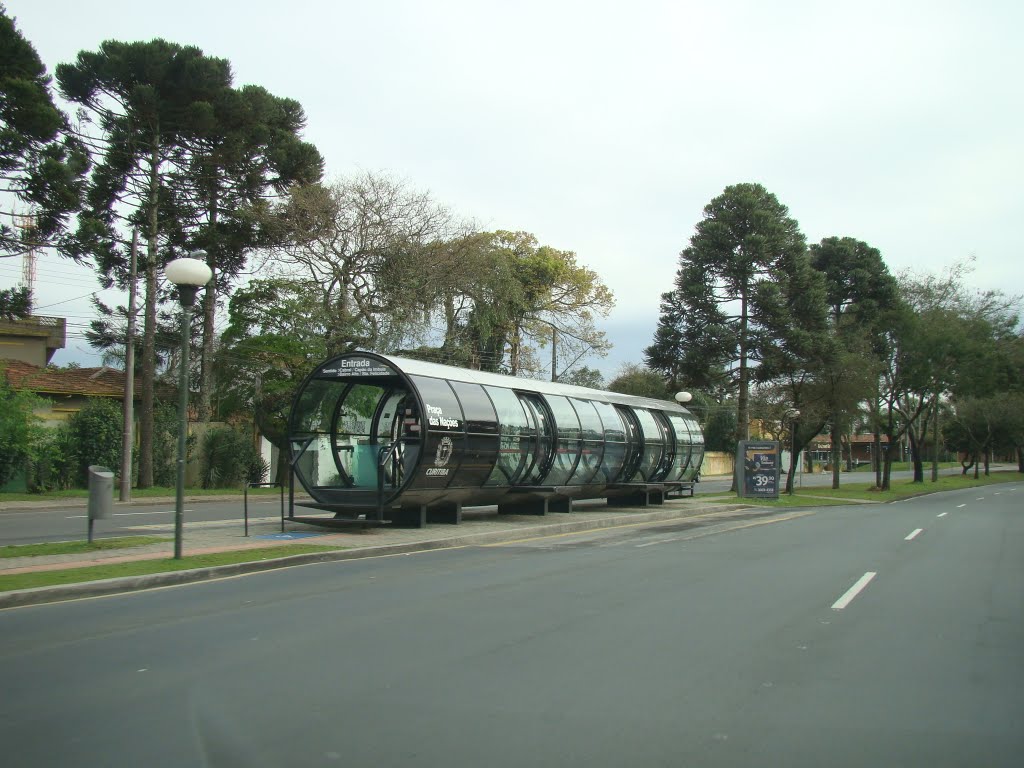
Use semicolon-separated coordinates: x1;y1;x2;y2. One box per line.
254;532;326;540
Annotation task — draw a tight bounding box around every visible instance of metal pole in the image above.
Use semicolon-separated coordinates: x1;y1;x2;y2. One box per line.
551;326;557;382
174;302;192;560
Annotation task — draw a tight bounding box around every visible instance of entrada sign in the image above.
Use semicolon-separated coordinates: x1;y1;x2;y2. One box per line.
318;356;394;378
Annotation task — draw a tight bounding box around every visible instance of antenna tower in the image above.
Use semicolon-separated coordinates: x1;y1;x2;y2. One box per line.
15;214;37;314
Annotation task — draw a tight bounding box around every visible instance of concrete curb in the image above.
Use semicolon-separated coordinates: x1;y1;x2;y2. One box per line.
0;501;752;609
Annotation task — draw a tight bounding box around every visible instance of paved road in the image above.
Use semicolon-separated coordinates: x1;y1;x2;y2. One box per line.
1;484;1021;766
0;496;288;545
0;466;970;545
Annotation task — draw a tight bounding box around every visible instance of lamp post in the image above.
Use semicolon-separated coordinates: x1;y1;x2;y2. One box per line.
164;252;212;559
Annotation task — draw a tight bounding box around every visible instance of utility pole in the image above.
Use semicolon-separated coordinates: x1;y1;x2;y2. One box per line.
119;229;139;502
550;326;558;382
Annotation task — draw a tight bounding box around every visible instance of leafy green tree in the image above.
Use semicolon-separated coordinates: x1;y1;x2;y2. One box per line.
151;400;184;487
0;8;87;259
606;364;672;399
175;83;323;422
646;183;818;455
684;391;738;453
558;366;605;389
25;422;76;492
431;230;613;375
200;425;263;488
268;175;456;358
0;286;31;319
0;366;42;486
876;263;1019;487
58;39;232;487
66;398;122;486
809;236;900;488
215;277;329;484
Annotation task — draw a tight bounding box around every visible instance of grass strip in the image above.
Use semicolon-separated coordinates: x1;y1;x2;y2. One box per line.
733;472;1021;506
700;494;855;508
1;536;171;559
0;544;343;593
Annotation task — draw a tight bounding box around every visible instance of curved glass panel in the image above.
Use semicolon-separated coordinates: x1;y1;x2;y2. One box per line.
484;387;534;487
449;381;499;485
633;408;666;482
649;411;676;482
615;406;644;483
543;395;582;486
520;395;554;484
450;380;499;434
668;414;694;481
292;378;345;435
570;398;606;485
592;401;626;483
683;413;704;480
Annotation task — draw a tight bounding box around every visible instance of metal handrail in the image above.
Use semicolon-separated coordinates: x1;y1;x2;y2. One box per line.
376;440;402;521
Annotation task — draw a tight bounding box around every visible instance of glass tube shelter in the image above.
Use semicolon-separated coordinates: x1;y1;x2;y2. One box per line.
288;352;704;527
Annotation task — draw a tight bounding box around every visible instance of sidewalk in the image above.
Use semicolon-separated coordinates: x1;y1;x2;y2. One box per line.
0;494;753;608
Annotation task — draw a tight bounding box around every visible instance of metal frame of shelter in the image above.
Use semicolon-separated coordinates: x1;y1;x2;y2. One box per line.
286;352;705;528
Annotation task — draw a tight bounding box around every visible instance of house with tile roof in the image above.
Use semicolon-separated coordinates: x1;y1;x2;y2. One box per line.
0;360;135;425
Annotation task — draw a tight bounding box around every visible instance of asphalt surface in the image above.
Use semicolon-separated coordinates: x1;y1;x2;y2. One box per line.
1;483;1021;767
0;466;966;545
0;495;288;545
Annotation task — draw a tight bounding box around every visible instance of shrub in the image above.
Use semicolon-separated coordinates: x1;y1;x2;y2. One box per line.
66;398;123;487
26;424;77;492
0;371;42;487
200;427;264;488
152;401;185;488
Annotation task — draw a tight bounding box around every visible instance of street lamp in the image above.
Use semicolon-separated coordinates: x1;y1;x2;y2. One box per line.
674;391;693;405
164;252;212;559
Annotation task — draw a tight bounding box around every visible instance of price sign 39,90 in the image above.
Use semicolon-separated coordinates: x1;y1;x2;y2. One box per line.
736;441;781;499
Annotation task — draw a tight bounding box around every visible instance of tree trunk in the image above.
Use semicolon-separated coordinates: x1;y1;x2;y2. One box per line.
730;291;750;493
119;229;139;501
784;420;801;494
736;290;750;445
138;144;161;488
198;189;218;423
882;449;893;491
908;424;924;483
873;389;882;489
830;417;840;490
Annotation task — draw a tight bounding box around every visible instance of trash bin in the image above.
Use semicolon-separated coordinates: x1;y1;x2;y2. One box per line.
87;465;114;520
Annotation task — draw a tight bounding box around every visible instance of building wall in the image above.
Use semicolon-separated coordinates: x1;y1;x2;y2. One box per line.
0;317;67;365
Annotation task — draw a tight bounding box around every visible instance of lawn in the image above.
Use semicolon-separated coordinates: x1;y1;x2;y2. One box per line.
0;543;343;592
735;471;1021;506
1;536;170;559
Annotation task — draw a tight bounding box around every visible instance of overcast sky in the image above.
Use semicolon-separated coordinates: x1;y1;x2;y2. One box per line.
3;0;1021;376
